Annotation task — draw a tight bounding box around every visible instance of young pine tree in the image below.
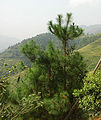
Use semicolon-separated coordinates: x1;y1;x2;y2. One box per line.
48;13;83;56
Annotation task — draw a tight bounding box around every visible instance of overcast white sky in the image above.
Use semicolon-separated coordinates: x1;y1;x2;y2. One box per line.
0;0;101;40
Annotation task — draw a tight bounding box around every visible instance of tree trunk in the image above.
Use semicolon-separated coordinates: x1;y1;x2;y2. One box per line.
64;41;66;56
64;99;79;120
63;41;67;90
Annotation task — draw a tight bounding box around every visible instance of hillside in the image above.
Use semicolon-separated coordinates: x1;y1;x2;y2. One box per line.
0;33;59;66
0;24;101;53
78;38;101;70
0;32;101;70
0;32;101;58
73;32;101;49
0;33;59;59
81;24;101;34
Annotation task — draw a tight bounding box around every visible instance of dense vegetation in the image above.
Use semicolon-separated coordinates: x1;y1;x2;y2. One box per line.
0;13;101;120
74;71;101;119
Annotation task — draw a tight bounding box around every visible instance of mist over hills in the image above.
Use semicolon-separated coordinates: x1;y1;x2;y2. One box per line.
0;35;19;53
81;24;101;34
0;33;58;59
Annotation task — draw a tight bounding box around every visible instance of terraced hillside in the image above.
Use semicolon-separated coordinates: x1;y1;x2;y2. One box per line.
79;38;101;70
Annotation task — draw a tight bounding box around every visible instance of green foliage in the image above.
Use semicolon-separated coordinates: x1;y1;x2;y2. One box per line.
0;39;86;120
48;13;83;55
48;13;83;40
0;61;27;120
44;91;69;115
13;40;86;120
20;40;41;62
74;71;101;118
13;93;43;120
1;93;43;120
17;61;27;71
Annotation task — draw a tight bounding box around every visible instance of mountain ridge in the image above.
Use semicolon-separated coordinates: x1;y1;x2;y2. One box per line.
0;24;101;52
81;24;101;34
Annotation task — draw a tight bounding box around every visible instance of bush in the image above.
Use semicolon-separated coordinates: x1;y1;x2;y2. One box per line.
74;71;101;118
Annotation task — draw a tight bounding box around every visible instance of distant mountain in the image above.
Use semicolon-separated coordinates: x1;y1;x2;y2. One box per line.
0;35;19;53
0;33;59;59
78;38;101;71
81;24;101;34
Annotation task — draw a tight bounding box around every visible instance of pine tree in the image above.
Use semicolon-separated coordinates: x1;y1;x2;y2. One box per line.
48;13;83;91
48;13;83;56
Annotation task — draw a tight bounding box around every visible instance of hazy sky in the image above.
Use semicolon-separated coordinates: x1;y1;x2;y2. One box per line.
0;0;101;40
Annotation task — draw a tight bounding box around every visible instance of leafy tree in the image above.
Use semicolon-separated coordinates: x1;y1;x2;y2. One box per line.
74;71;101;119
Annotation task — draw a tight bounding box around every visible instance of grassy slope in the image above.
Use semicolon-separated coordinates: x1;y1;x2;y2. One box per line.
78;38;101;71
